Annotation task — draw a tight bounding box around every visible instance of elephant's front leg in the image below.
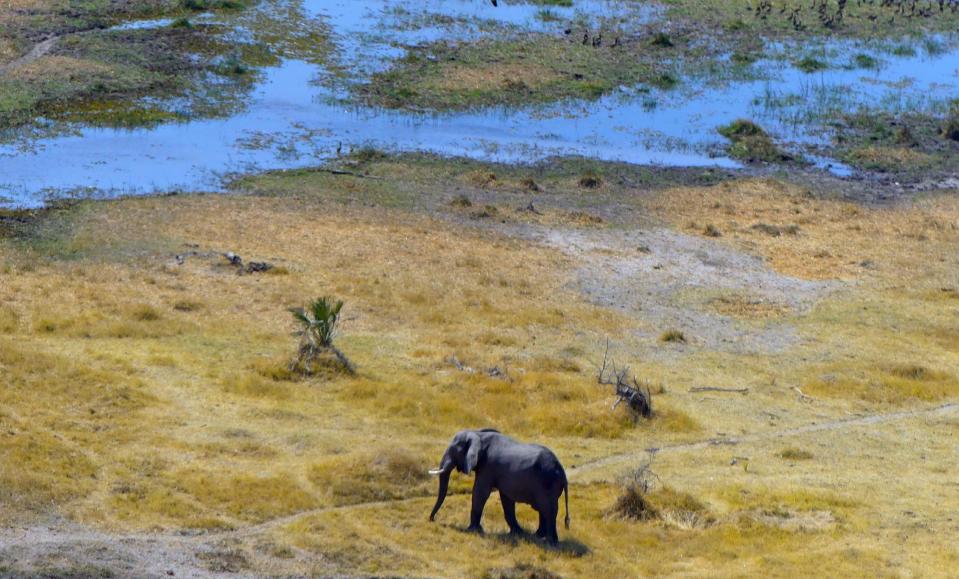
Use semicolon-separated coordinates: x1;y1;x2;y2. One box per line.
468;480;492;534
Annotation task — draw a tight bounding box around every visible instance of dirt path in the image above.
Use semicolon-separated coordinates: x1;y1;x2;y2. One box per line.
568;401;959;477
0;37;58;74
2;401;956;577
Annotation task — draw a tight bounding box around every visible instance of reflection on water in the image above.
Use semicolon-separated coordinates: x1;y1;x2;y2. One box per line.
1;0;957;207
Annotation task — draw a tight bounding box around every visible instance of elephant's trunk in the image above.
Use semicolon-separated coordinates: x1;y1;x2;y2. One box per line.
429;454;453;522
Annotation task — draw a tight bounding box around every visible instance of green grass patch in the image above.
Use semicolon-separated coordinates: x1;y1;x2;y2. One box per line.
718;119;792;163
361;35;676;110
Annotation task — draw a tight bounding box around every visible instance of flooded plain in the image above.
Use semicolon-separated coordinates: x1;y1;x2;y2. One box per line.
1;0;958;207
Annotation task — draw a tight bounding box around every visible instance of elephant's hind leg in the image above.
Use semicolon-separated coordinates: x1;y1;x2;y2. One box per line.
534;508;546;538
500;494;524;535
545;498;560;545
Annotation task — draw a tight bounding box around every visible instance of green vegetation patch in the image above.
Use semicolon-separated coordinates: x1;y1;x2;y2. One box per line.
361;35;677;110
835;107;959;179
0;25;262;130
718;119;793;163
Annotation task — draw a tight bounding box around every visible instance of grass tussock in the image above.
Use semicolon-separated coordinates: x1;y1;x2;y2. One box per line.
778;448;814;460
718;120;791;163
608;478;713;530
659;329;687;343
308;449;431;505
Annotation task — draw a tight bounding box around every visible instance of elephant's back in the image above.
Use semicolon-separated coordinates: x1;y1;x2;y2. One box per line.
500;443;565;478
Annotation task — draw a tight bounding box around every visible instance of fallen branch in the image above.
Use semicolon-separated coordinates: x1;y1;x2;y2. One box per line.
689;387;749;394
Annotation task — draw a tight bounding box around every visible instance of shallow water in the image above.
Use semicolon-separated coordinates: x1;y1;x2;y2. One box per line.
1;0;958;207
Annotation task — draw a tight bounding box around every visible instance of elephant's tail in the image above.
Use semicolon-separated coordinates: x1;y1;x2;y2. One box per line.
563;480;570;530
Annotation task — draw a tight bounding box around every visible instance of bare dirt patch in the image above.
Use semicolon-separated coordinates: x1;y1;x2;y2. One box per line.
538;226;834;356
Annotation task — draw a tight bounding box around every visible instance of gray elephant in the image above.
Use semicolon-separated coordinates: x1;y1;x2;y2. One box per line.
428;429;570;545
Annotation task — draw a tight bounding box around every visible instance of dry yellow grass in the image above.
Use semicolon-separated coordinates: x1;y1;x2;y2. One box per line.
6;56;115;81
426;63;559;93
2;173;959;576
645;178;959;282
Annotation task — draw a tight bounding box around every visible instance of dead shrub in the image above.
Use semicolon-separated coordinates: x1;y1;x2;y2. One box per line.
608;464;712;528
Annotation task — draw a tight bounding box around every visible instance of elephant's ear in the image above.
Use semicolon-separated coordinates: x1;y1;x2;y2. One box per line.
464;431;482;474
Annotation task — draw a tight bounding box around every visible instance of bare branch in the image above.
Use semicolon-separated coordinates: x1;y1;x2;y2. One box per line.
597;339;654;421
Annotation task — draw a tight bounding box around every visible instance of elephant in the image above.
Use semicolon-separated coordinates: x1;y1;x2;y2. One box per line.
428;429;570;545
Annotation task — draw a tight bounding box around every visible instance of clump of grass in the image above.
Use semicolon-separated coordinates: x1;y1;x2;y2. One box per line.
718;119;790;163
129;304;161;322
888;364;939;381
851;53;879;69
352;146;387;164
659;329;687;344
308;449;430;505
795;56;827;73
894;125;917;147
751;223;800;237
251;357;298;382
467;170;497;188
471;205;500;219
450;194;473;208
520;177;540;192
651;73;678;89
0;305;19;333
578;173;603;189
289;297;355;376
173;299;202;312
650;32;674;48
609;483;658;521
731;50;758;65
607;465;712;528
941;101;959;141
183;0;247;10
218;53;249;76
778;448;814;460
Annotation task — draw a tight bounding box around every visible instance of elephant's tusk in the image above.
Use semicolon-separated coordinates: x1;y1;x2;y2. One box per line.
428;468;444;475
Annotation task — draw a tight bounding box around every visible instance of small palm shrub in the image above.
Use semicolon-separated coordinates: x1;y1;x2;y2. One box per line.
289;297;354;376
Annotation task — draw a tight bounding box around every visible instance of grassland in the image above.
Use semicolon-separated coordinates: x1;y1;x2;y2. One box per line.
2;154;959;576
